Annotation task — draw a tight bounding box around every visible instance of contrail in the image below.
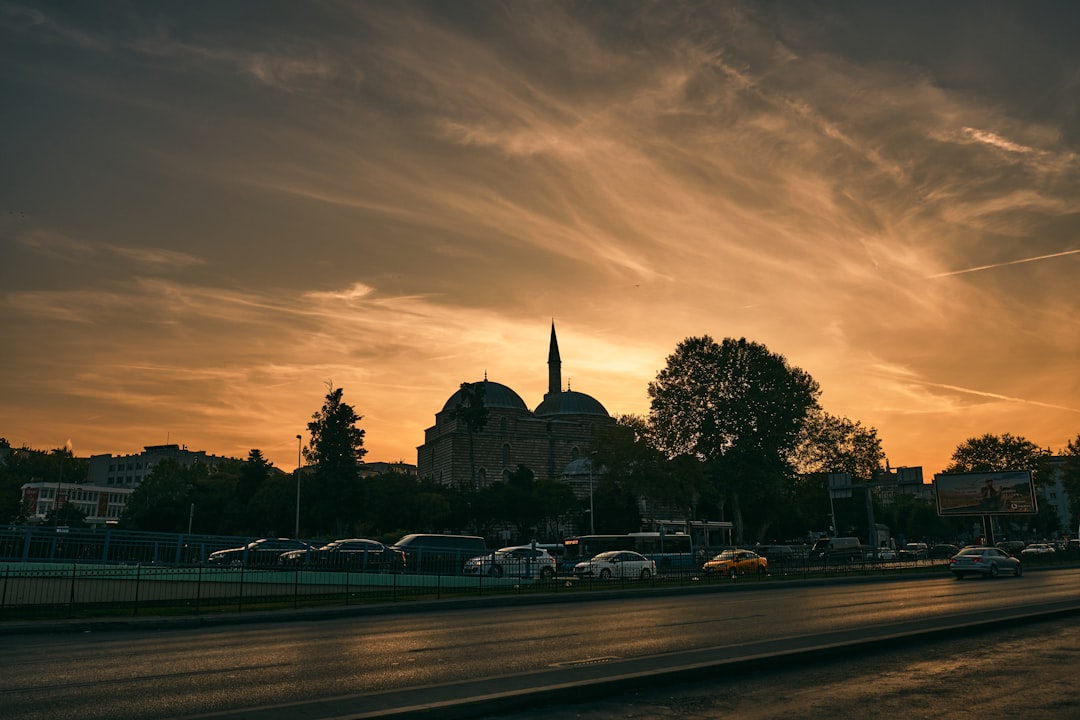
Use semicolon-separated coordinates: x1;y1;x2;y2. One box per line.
928;248;1080;278
919;381;1079;413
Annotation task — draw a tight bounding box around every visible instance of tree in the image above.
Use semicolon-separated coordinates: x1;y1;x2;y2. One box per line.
648;336;821;543
121;458;207;532
1060;434;1080;526
305;385;367;536
945;433;1049;475
0;442;89;523
792;409;885;481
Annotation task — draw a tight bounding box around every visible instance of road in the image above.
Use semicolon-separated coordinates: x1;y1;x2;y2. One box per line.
2;569;1078;719
477;614;1080;720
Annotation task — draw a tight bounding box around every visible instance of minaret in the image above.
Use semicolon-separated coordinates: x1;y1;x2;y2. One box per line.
547;321;562;397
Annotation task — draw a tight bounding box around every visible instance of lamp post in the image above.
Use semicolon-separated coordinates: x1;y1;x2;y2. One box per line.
295;434;302;538
588;452;596;535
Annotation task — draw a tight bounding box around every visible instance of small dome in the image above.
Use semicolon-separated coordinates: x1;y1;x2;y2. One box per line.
441;379;529;413
534;390;609;417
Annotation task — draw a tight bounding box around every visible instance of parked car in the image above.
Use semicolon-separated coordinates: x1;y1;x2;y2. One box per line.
573;550;656;580
949;546;1023;579
463;546;557;579
928;544;960;559
207;538;313;567
390;533;488;575
995;540;1026;555
278;538;405;572
756;545;795;564
703;549;768;578
1020;543;1056;558
867;547;898;561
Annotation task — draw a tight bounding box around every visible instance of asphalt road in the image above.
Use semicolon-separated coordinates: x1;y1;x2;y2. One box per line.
2;569;1078;719
475;614;1080;720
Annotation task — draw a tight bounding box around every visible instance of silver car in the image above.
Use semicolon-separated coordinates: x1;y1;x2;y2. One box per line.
949;546;1023;579
463;546;557;579
573;550;656;580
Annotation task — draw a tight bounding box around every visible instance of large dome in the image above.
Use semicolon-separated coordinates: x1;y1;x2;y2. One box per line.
534;390;609;417
441;380;529;413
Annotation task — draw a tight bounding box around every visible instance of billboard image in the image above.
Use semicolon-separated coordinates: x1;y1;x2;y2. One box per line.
934;470;1038;516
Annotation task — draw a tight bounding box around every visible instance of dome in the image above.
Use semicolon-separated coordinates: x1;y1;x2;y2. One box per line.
441;379;529;413
534;390;610;417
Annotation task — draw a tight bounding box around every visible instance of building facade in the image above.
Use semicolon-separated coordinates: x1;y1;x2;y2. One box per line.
86;444;232;489
417;324;616;489
20;481;134;525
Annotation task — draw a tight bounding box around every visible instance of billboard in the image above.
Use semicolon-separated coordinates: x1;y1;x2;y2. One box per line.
934;470;1038;516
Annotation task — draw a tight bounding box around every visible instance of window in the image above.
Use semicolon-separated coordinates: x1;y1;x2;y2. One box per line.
502;443;511;466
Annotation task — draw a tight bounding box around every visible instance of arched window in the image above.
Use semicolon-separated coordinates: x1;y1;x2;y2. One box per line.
571;446;580;461
477;468;487;486
502;443;511;467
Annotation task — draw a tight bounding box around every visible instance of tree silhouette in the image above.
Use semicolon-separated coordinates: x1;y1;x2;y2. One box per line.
306;385;367;535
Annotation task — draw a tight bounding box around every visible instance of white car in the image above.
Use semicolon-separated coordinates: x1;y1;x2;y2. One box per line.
1020;543;1056;557
463;546;557;579
573;550;656;580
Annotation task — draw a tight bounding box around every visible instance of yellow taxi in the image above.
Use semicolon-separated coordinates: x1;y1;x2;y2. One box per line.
702;548;768;578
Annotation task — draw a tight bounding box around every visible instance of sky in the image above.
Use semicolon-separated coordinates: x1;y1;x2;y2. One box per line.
2;1;1078;479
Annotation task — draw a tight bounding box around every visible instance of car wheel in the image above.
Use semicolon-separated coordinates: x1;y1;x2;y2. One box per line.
756;565;767;577
599;568;612;580
540;566;555;580
639;568;652;580
729;569;738;579
989;564;999;578
1014;564;1023;577
488;565;503;578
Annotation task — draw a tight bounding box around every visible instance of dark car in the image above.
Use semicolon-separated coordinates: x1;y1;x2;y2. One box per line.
756;545;795;563
278;538;405;572
390;533;488;575
928;544;960;559
898;542;929;561
207;538;313;567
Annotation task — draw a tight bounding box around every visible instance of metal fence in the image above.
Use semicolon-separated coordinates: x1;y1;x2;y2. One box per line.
3;527;1071;621
1;525;261;567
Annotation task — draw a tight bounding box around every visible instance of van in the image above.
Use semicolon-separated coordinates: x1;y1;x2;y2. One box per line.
809;536;863;562
390;533;488;575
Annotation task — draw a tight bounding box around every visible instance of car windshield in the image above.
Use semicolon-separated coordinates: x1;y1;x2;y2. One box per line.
956;547;985;556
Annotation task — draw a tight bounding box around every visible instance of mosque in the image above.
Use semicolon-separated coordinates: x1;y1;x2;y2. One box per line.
416;323;616;493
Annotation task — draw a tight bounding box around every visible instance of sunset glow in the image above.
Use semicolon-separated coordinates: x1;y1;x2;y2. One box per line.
3;2;1078;476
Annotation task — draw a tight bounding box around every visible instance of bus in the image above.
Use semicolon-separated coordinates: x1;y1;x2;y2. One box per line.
562;532;695;573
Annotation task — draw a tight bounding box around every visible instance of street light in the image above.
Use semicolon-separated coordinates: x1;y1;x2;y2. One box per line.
295;434;302;538
588;451;596;535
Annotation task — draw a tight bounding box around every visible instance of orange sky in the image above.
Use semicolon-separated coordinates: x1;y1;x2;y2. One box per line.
2;2;1078;478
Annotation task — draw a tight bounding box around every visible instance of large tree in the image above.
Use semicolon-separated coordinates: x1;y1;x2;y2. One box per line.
792;409;885;481
648;336;821;543
305;385;367;536
944;433;1049;475
121;458;206;532
1061;433;1080;526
